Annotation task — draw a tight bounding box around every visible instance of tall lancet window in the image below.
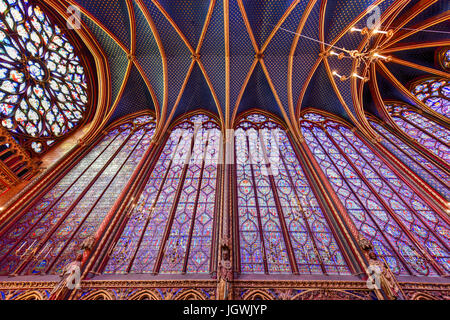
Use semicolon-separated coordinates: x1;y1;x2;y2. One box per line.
412;78;449;118
300;112;450;277
386;104;450;163
0;0;90;155
104;113;221;274
234;113;350;275
0;114;155;275
369;117;450;201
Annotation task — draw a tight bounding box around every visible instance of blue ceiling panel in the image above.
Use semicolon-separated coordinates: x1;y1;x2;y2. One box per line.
402;0;450;32
157;0;211;49
236;62;282;120
108;65;155;124
81;14;129;107
325;0;377;43
173;63;218;120
303;61;352;123
133;2;165;111
390;47;438;77
229;0;258;120
375;67;413;106
291;0;321;113
65;0;447;129
76;0;131;48
242;0;295;49
140;0;193;116
199;0;226;116
263;0;309;115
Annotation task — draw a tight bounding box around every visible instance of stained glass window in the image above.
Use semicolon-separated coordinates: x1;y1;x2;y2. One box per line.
369;118;450;201
386;104;450;164
104;114;220;274
0;0;89;155
235;113;351;275
412;78;449;118
300;112;450;277
0;115;155;275
438;48;450;70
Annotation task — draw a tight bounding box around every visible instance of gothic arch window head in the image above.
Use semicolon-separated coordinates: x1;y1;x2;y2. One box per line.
411;78;449;118
82;290;113;300
234;111;351;275
386;104;450;163
300;111;450;277
0;0;90;155
104;112;221;275
368;115;450;201
0;113;155;275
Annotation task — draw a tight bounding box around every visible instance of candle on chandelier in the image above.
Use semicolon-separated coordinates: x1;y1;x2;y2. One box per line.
352;73;365;80
332;71;343;80
373;52;389;60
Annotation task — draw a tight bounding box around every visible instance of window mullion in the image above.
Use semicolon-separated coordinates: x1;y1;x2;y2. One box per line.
373;123;449;188
398;113;450;148
272;135;329;275
245;134;269;274
125;134;184;273
42;130;148;274
383;118;450;172
13;129;135;275
324;128;442;275
341;130;449;271
258;129;301;274
308;127;414;275
0;130;119;264
153;127;199;274
182;131;211;273
6;129;130;276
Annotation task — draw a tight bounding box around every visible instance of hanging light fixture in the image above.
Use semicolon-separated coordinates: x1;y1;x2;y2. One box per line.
329;23;394;82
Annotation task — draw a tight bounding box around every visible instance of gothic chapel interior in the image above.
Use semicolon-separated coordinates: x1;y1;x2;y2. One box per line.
0;0;449;301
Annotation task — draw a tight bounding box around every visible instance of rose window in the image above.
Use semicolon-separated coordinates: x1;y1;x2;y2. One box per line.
0;0;89;154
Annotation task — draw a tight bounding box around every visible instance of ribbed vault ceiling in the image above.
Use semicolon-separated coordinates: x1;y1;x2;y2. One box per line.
57;0;450;132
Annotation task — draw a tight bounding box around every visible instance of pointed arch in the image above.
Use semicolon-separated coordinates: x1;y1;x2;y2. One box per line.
128;290;161;300
385;103;450;164
169;108;222;131
0;111;156;276
233;109;352;275
410;77;450;119
411;292;439;300
233;108;288;130
14;290;45;300
291;289;368;300
175;289;207;300
367;113;450;202
103;110;222;275
242;289;274;301
299;109;450;277
81;289;114;300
